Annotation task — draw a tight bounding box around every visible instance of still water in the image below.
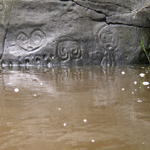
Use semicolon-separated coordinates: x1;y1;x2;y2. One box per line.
0;65;150;150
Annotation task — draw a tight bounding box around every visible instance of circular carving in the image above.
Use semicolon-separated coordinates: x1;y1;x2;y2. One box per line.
16;33;28;50
98;26;119;51
30;30;45;48
16;29;46;52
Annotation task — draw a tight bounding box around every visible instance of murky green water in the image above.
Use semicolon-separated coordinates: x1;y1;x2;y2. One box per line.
0;65;150;150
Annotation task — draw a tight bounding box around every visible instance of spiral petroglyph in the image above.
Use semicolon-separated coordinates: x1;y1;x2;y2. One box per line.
56;38;82;62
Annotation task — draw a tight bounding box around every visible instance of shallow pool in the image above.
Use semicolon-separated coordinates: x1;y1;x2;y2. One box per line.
0;65;150;150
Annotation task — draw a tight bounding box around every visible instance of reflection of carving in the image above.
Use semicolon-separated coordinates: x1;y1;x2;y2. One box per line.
16;30;46;52
98;26;118;66
0;3;4;11
56;38;82;62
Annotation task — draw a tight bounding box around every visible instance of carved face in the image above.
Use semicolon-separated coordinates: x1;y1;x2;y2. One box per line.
16;30;46;52
98;26;119;51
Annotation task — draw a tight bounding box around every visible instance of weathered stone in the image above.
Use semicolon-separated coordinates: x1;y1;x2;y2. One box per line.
0;0;12;59
0;0;150;67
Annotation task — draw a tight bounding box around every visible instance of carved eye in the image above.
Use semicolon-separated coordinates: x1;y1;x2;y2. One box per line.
16;33;28;45
30;30;45;47
32;35;41;45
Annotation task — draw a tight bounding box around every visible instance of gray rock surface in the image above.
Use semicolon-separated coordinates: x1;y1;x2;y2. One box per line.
0;0;150;67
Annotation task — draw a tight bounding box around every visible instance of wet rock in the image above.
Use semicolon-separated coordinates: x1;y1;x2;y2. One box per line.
0;0;150;67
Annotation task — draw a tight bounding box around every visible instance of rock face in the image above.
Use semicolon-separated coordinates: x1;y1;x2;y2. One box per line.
0;0;150;67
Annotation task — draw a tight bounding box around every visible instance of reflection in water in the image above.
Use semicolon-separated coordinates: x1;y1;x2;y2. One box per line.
0;66;150;150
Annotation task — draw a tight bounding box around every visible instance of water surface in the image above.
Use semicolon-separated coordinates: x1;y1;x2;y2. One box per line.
0;66;150;150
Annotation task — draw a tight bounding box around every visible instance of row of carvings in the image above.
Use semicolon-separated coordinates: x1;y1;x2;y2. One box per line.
16;26;118;52
0;25;119;67
0;0;119;66
14;26;118;65
1;51;116;67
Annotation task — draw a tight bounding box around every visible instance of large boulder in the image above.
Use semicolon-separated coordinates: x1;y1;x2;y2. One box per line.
0;0;150;67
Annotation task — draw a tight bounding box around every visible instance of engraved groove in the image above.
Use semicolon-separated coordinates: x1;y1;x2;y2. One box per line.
98;26;119;51
16;29;46;52
56;37;82;62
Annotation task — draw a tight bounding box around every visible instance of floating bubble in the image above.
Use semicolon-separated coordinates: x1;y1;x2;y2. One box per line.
142;82;149;86
83;119;87;123
137;99;142;103
63;123;67;127
121;71;125;75
91;140;95;143
58;108;61;111
14;88;19;93
139;73;145;77
122;88;125;91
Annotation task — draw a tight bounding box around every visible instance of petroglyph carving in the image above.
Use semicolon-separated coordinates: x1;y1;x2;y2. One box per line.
1;0;149;66
98;26;118;66
16;29;46;52
56;37;82;62
101;51;116;66
98;26;119;51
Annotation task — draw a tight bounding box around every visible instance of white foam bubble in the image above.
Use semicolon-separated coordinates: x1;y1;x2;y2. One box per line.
139;73;145;77
142;82;149;85
121;71;126;75
14;88;19;93
122;88;125;91
83;119;87;123
91;140;95;143
63;123;67;127
137;99;142;103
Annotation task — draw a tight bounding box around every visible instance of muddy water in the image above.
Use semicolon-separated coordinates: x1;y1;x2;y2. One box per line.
0;66;150;150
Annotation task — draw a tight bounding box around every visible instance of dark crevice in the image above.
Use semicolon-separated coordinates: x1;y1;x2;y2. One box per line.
72;0;132;16
88;17;106;22
107;22;150;29
59;0;70;1
72;0;108;16
72;0;150;29
83;0;132;12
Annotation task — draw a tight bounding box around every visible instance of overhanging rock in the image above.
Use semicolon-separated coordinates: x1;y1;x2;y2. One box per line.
0;0;150;67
